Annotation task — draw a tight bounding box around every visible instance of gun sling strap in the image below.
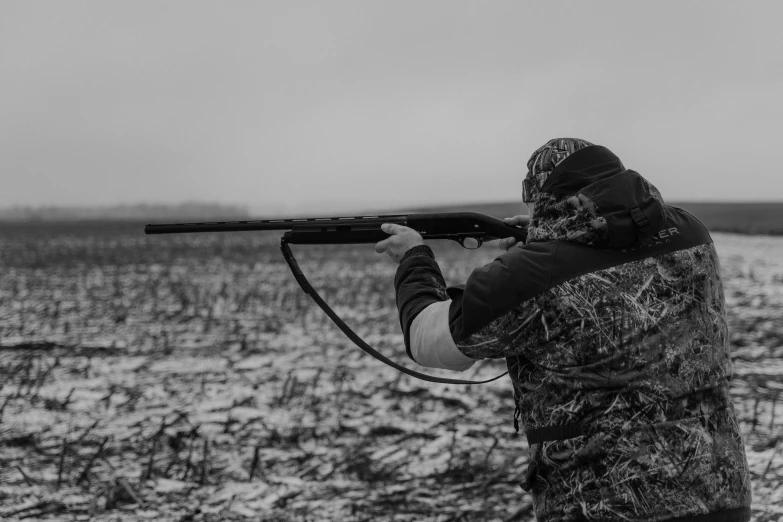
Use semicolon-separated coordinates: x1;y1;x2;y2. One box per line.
280;238;507;385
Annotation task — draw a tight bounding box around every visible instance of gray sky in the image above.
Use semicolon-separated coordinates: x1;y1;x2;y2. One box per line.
2;1;781;214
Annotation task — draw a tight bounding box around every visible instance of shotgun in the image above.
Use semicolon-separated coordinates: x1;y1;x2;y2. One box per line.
144;212;527;249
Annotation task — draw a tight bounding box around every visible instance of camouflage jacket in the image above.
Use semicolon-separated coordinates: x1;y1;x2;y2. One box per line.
394;166;752;520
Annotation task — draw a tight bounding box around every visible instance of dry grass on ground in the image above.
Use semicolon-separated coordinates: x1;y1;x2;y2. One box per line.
0;227;781;521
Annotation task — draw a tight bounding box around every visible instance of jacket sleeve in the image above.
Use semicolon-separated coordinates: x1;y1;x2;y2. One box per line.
394;241;557;364
448;241;555;359
393;245;450;361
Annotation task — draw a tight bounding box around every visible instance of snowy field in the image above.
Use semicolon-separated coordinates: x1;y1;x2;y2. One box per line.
0;227;781;521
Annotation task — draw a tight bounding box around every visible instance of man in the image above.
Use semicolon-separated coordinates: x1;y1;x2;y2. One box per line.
375;138;752;521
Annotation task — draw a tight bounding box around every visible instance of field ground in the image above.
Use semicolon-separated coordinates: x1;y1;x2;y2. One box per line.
0;223;782;521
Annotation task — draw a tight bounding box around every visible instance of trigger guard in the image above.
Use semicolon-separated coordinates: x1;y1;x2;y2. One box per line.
458;237;483;249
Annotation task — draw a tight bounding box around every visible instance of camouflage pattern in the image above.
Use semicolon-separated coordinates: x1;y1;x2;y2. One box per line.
455;243;751;520
523;137;594;204
526;191;611;246
453;139;752;520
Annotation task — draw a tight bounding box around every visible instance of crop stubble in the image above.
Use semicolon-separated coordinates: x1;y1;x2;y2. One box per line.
0;225;781;521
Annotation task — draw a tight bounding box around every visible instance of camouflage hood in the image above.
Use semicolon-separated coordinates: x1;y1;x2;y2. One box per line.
524;138;668;248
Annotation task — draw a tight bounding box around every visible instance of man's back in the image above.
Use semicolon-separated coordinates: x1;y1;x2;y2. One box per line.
466;207;753;521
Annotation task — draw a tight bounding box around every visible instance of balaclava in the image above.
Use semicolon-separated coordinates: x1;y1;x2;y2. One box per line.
523;138;666;247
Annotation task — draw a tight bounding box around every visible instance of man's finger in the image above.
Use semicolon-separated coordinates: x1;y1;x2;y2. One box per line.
375;237;391;254
499;237;517;251
381;223;405;235
503;215;530;226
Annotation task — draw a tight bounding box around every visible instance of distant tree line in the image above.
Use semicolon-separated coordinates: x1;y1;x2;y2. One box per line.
0;202;250;222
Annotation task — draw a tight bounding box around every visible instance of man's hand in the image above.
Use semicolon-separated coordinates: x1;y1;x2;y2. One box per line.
499;215;530;250
375;223;424;263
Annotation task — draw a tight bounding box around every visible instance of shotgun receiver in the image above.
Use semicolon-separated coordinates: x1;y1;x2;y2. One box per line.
144;212;527;385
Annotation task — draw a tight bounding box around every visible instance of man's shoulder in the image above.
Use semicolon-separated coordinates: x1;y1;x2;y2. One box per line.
547;205;713;285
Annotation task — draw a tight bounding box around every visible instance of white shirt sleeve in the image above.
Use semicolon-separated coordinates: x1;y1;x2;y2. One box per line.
409;300;475;372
